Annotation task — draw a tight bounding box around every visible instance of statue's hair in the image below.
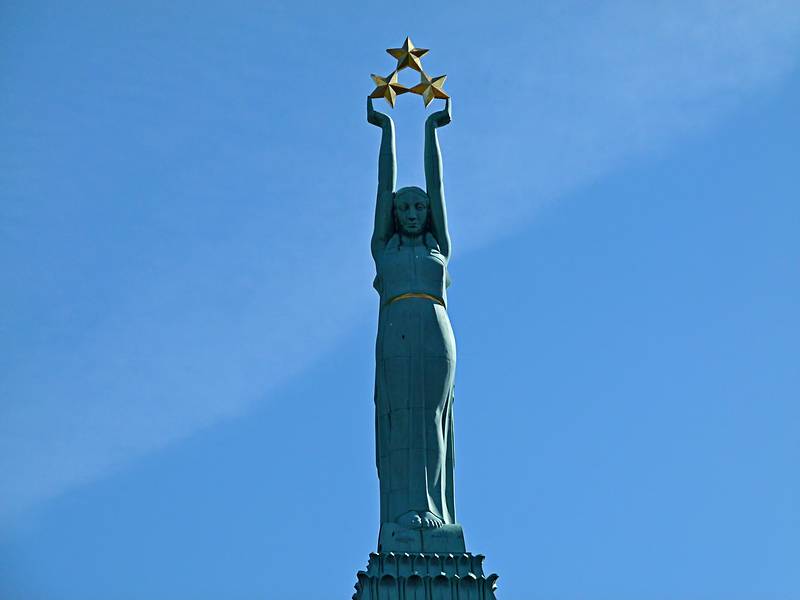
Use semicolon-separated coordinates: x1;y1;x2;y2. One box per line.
393;185;429;203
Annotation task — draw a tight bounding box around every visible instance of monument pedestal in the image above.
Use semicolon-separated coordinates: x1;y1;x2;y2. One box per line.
353;551;498;600
379;523;466;554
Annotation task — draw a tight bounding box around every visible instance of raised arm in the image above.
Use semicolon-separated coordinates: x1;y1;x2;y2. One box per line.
424;99;452;260
367;97;396;260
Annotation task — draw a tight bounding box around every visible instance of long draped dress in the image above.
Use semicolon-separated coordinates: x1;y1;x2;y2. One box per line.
374;231;456;526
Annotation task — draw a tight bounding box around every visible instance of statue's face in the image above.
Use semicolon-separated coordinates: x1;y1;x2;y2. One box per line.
394;193;429;235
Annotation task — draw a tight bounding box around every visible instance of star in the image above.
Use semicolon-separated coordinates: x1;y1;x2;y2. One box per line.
386;36;429;73
369;71;409;107
409;71;449;107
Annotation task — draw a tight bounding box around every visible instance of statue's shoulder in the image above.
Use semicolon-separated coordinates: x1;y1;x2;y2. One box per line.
381;234;401;253
424;233;441;253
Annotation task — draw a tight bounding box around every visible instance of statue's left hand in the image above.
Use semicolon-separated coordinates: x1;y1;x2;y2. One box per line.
367;97;392;129
426;99;452;129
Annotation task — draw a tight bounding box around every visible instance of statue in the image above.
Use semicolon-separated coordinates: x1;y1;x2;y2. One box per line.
352;37;499;600
367;95;455;533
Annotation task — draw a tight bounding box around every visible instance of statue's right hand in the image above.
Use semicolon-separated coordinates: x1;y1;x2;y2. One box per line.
367;97;391;128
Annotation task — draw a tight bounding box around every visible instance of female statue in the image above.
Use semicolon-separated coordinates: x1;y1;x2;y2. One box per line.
366;96;455;531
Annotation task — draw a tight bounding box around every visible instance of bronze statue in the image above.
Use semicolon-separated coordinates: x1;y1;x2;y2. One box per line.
367;96;455;532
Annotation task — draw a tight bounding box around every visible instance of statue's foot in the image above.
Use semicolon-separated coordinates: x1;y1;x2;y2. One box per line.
420;511;444;529
397;510;423;529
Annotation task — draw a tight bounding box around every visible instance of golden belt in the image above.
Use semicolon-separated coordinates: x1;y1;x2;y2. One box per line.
388;292;445;307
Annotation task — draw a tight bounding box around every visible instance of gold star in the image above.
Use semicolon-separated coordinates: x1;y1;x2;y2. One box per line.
369;71;409;107
409;71;449;107
386;36;429;73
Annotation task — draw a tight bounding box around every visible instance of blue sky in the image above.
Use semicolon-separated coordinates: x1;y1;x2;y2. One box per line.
1;1;799;598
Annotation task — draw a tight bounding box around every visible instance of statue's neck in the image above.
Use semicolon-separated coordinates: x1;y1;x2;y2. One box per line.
399;232;424;246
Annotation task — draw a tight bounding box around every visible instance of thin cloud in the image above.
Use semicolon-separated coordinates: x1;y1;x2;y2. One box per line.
1;0;798;522
448;0;800;247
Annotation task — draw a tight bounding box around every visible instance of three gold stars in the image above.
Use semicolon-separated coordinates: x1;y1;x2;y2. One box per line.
368;36;449;108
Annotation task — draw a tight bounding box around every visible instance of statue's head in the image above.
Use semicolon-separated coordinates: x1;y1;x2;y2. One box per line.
393;186;429;236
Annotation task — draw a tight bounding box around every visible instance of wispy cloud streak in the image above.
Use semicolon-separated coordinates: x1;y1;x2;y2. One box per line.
1;0;798;521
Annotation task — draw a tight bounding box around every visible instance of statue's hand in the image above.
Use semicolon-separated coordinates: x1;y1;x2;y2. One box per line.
367;97;392;128
426;98;451;129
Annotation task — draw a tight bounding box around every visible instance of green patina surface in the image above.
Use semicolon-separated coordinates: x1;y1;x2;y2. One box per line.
367;97;460;548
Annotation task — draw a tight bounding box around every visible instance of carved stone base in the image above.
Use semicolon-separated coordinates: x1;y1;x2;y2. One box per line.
379;523;466;554
353;552;499;599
